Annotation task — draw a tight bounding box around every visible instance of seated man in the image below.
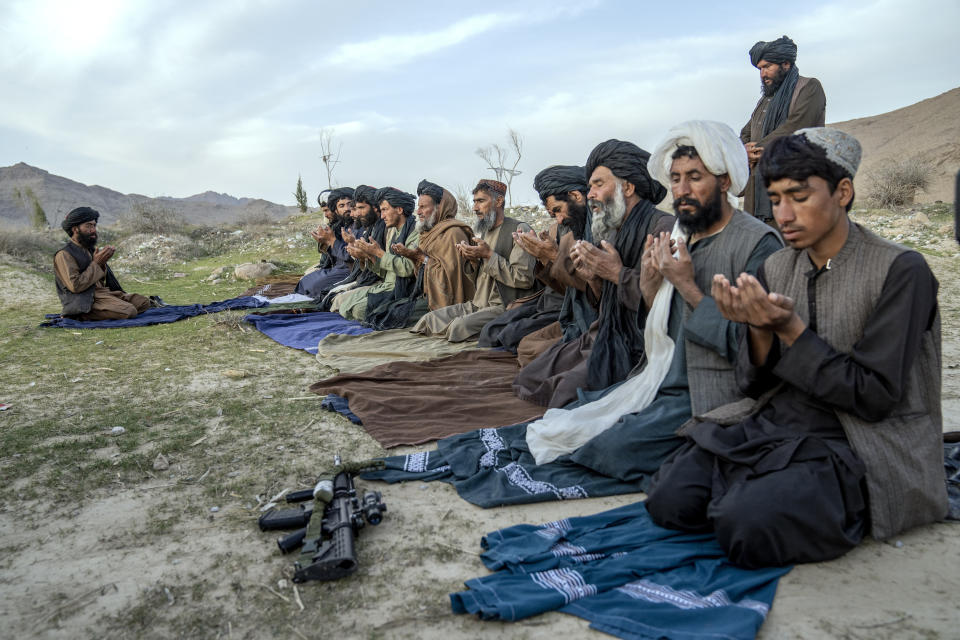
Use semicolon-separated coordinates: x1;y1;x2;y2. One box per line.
411;179;537;342
337;187;419;321
479;165;590;353
646;128;947;568
512;140;674;408
322;185;386;311
295;187;356;298
54;207;152;320
363;180;477;329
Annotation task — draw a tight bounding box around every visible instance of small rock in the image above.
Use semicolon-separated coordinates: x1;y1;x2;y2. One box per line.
277;579;288;590
110;426;126;435
172;272;187;278
234;262;276;280
153;453;170;470
223;369;248;379
914;212;930;225
895;540;904;548
227;470;241;477
210;506;220;513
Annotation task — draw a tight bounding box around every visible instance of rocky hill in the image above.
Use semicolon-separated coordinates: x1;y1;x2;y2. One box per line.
0;163;299;228
831;87;960;203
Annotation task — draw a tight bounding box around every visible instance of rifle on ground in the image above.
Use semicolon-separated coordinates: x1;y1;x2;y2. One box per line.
258;455;386;582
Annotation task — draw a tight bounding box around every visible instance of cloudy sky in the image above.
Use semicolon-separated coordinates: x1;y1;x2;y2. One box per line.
1;0;958;206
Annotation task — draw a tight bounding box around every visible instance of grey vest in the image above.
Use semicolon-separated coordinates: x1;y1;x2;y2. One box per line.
685;210;780;415
54;242;123;316
489;216;537;306
761;223;946;539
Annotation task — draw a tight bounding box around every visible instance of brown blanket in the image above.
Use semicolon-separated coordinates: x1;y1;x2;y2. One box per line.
309;350;544;447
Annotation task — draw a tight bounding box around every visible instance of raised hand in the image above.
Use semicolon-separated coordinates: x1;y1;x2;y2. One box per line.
571;240;623;284
93;246;115;266
513;229;558;264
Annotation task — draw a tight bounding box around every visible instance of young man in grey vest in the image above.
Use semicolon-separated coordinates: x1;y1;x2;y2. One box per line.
411;179;537;342
53;207;152;320
646;128;947;568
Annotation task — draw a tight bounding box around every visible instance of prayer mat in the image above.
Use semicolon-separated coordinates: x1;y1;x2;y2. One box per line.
41;296;269;329
315;328;479;374
309;350;543;448
451;501;790;640
362;422;640;506
240;278;301;298
243;310;371;354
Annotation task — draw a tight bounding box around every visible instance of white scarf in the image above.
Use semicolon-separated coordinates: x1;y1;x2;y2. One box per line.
525;222;686;465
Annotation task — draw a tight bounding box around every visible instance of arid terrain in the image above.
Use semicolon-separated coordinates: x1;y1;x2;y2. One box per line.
0;199;958;639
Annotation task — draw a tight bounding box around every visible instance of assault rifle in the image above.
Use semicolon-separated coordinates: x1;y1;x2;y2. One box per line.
258;455;386;582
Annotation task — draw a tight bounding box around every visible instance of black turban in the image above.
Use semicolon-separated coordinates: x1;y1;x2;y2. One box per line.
354;184;378;206
533;165;588;204
416;179;444;205
585;140;666;204
374;187;416;215
62;206;100;234
326;186;355;210
749;35;797;67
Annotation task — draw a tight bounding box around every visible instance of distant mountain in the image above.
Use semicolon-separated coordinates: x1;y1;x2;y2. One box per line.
831;87;960;203
0;163;299;228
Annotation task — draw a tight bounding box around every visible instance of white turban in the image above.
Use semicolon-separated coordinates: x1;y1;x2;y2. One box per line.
647;120;749;209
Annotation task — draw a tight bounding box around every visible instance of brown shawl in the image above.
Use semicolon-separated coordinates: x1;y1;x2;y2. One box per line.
418;190;477;310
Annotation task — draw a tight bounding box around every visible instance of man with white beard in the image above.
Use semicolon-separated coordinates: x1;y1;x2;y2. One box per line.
513;140;675;408
411;179;537;342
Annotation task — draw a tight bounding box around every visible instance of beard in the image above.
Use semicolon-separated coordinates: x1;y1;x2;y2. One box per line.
474;210;498;235
762;65;789;97
564;200;589;239
588;181;627;245
361;209;379;228
418;211;438;232
674;183;724;235
77;231;97;250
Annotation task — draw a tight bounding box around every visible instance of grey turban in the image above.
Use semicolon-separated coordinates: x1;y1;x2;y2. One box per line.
750;35;797;67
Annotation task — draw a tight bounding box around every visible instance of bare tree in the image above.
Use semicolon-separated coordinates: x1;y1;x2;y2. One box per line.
319;127;342;190
475;128;524;206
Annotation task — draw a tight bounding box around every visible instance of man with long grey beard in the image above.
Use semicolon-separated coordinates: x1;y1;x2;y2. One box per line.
512;139;674;408
411;179;536;342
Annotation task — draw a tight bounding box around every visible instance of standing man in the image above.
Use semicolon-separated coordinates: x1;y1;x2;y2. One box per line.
741;35;825;222
54;207;152;320
412;179;537;342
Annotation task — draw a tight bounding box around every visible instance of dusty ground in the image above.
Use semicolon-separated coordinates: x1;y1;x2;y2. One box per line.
1;208;958;640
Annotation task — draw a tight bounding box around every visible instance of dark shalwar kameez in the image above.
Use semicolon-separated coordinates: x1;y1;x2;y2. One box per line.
647;252;936;568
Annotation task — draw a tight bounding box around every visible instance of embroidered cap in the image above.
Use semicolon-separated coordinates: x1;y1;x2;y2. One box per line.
796;127;862;178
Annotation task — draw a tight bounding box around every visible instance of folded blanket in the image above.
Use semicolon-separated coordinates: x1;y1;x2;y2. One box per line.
41;296;269;329
452;501;790;640
243;310;371;353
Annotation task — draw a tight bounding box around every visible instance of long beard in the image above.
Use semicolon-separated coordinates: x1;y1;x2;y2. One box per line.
362;210;379;228
474;210;498;235
77;231;97;250
588;182;627;245
674;183;723;235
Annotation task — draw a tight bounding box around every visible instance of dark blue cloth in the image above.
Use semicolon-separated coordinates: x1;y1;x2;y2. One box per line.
41;296;269;328
242;311;371;353
945;441;960;521
450;502;790;640
362;422;641;508
321;394;362;424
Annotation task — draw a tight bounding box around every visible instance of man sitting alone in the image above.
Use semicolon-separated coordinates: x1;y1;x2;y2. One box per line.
54;207;152;320
646;128;948;568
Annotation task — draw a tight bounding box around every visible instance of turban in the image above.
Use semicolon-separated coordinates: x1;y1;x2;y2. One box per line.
586;139;667;204
533;165;588;203
374;187;416;214
749;35;797;67
416;179;444;205
326;186;355;210
62;206;99;234
797;127;862;177
648;121;749;209
474;179;507;197
354;184;378;206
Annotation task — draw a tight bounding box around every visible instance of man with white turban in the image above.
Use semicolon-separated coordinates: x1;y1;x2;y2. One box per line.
525;121;782;485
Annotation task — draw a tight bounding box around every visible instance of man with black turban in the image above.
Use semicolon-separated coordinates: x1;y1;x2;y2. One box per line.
479;165;591;354
336;187;420;320
512;140;674;409
412;179;537;342
295;187;361;298
53;207;153;320
741;35;826;221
